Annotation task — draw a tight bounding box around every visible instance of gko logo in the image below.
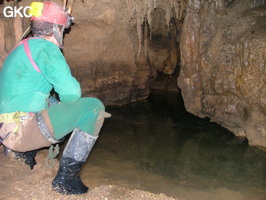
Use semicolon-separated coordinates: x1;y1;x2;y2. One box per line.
3;6;32;17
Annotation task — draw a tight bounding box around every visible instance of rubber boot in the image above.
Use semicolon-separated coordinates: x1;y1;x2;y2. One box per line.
15;150;38;169
2;145;37;169
52;128;98;195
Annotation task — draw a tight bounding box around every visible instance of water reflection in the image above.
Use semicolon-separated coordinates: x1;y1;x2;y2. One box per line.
82;90;266;200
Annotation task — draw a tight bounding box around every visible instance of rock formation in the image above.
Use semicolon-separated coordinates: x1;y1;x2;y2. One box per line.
178;0;266;148
63;0;184;104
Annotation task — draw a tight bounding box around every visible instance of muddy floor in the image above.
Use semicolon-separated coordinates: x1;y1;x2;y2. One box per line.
0;147;177;200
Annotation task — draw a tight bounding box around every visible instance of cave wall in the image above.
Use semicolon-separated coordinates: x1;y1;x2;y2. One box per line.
178;0;266;148
0;0;184;105
63;0;184;105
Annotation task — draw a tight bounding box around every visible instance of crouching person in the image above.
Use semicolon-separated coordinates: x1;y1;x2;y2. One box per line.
0;1;110;195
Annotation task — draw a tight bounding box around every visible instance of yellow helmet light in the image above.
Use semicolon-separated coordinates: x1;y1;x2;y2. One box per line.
28;2;44;18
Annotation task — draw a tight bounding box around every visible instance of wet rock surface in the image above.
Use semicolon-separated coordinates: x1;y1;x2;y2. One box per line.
178;0;266;148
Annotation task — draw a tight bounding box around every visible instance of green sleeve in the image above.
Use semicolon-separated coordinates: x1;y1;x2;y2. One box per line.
35;42;81;103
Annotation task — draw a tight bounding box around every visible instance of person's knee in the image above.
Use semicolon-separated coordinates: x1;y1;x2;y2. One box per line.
77;98;106;136
79;97;105;112
92;98;105;111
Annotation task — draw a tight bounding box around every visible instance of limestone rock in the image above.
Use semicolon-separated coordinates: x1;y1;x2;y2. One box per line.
178;0;266;148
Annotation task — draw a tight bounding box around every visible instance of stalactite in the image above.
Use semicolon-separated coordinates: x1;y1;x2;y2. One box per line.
147;0;154;40
126;0;187;62
144;17;148;62
165;2;171;27
136;10;142;61
179;1;185;20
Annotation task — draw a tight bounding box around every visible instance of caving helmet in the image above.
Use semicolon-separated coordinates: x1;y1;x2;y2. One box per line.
28;1;73;48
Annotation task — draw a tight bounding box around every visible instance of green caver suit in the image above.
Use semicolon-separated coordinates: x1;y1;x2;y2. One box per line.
0;37;105;142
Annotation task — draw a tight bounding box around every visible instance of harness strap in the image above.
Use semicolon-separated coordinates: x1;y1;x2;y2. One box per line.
23;39;42;73
0;112;29;123
0;112;29;134
0;132;11;145
8;38;42;73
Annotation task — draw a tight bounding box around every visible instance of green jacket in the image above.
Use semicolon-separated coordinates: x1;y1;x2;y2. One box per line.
0;37;81;114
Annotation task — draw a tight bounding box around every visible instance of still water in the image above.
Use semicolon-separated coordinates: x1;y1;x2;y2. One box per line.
82;90;266;200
